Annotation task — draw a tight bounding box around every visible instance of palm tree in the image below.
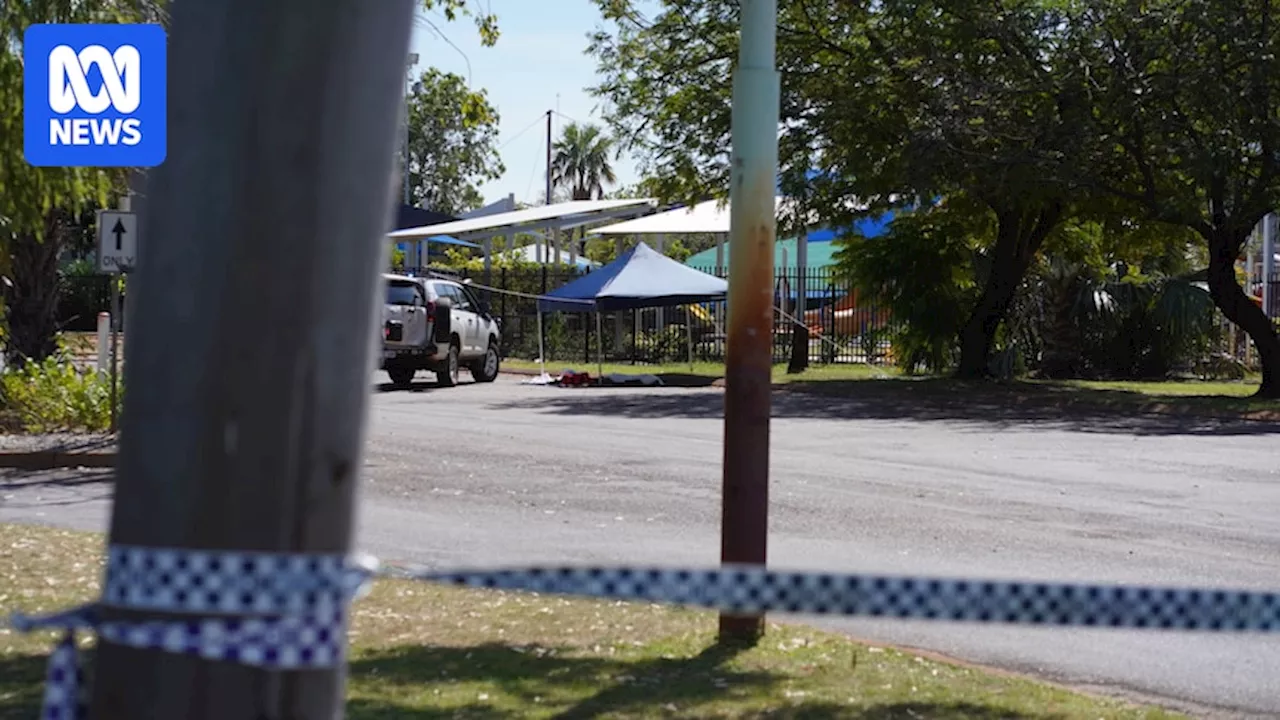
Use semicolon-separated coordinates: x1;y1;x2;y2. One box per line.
551;122;617;200
1036;258;1219;379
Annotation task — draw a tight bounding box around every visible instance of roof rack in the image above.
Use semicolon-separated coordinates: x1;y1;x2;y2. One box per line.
392;266;464;281
424;267;462;281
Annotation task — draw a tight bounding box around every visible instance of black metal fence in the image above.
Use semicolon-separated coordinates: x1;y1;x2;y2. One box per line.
444;264;895;366
50;265;897;366
59;265;1276;369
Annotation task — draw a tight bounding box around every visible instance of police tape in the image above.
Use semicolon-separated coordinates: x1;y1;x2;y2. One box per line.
412;565;1280;631
9;547;1280;718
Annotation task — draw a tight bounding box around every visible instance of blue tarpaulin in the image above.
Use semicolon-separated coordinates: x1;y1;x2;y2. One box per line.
538;242;728;313
803;211;896;242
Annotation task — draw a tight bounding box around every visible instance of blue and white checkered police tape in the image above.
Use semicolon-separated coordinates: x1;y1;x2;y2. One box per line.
8;545;379;720
8;545;1280;719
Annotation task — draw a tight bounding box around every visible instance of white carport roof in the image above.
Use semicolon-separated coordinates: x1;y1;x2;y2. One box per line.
388;198;656;242
589;196;871;236
588;199;761;235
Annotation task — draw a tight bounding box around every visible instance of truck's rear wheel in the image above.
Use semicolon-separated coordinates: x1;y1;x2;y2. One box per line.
437;341;460;387
470;340;500;383
387;366;415;387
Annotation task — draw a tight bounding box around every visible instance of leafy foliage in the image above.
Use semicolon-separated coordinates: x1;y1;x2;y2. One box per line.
0;352;118;432
588;0;1111;376
838;201;987;374
1068;0;1280;394
405;68;504;215
437;244;542;273
0;1;140;242
1;1;167;364
588;0;1280;386
587;1;739;206
420;0;499;47
1029;260;1219;380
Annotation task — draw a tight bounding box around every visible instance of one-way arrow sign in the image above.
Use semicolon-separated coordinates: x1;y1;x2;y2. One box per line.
112;219;126;251
97;210;138;275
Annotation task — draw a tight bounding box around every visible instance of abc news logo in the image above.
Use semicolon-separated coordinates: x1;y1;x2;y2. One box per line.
48;44;143;147
23;24;166;168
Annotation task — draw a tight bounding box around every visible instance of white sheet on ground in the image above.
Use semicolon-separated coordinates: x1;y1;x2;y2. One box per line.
604;373;664;386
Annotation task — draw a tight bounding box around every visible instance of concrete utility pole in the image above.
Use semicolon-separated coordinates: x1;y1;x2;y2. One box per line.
89;1;415;718
719;0;780;643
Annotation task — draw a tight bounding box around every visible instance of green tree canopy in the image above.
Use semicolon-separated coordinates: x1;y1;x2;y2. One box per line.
588;0;1106;377
1069;0;1280;396
405;68;504;215
3;0;498;360
1;0;157;361
421;0;499;46
1;0;143;244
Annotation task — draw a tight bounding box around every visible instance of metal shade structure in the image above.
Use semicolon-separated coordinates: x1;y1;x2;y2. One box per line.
501;243;598;269
420;234;479;248
531;242;727;382
589;196;893;241
388;198;657;242
589;198;779;236
393;204;455;230
537;242;727;313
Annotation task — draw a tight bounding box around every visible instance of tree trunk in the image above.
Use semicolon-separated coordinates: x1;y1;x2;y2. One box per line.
786;319;809;373
955;202;1063;379
5;212;68;365
955;252;1025;378
1206;231;1280;398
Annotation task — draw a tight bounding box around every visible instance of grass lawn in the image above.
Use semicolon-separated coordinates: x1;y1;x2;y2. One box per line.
0;523;1183;719
502;358;1278;420
502;358;896;384
1050;378;1259;397
58;332;1273;418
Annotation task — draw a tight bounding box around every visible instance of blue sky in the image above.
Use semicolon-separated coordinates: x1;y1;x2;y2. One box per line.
409;0;650;208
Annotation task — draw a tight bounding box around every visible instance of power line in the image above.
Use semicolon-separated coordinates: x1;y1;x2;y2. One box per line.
500;113;549;150
553;109;586;127
415;14;473;86
523;133;545;204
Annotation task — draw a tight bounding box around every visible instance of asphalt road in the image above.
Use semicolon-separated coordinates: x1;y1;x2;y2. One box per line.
3;372;1279;718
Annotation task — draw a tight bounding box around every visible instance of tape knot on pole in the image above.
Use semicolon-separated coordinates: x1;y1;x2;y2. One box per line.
7;545;379;719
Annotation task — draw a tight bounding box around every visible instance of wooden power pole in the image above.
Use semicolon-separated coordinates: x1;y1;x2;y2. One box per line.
89;1;415;718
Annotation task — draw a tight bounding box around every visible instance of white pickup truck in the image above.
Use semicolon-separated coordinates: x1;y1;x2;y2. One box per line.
380;273;502;387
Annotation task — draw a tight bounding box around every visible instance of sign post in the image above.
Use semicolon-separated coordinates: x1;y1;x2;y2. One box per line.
96;208;137;432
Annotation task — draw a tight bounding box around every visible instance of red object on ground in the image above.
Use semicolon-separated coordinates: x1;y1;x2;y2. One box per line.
558;371;593;387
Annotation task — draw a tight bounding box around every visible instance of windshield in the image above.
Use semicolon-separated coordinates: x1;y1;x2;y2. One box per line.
386;281;419;306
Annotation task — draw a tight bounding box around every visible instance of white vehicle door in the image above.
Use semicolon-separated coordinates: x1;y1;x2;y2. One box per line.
459;284;490;352
445;282;481;355
384;279;429;348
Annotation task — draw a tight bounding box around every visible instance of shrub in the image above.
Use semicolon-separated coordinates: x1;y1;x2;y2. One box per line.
0;354;119;433
836;202;985;375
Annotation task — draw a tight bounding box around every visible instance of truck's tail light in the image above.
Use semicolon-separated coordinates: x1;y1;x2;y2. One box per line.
426;301;436;321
